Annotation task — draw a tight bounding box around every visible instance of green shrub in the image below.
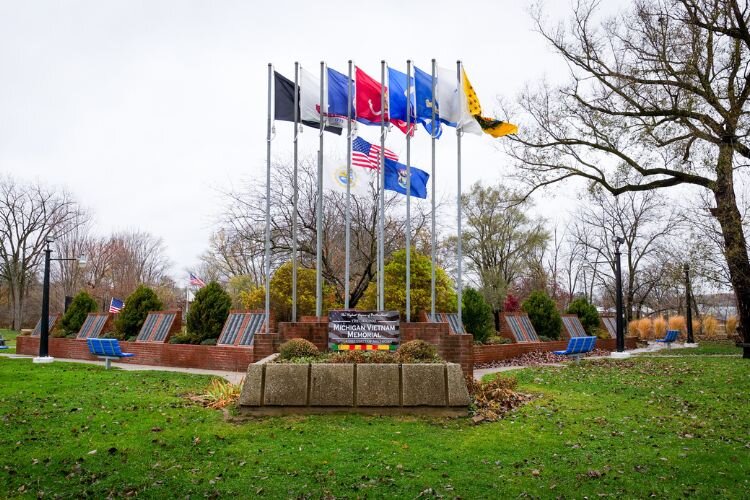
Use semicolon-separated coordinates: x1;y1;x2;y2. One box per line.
59;291;98;335
186;282;231;344
522;290;562;340
200;338;217;346
395;340;441;363
462;288;495;343
114;285;164;340
566;297;600;336
538;335;554;342
278;338;320;360
169;333;197;344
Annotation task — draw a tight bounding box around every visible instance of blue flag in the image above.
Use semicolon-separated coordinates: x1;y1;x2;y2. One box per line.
327;67;353;120
384;157;429;199
388;68;415;134
415;66;441;138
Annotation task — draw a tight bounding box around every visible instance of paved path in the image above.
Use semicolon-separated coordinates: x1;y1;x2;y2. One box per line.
0;353;246;384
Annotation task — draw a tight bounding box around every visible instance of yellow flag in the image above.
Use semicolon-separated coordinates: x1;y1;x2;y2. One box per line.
462;68;518;138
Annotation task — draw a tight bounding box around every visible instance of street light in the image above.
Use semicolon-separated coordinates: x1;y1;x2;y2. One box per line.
684;263;697;346
33;237;86;364
610;235;630;359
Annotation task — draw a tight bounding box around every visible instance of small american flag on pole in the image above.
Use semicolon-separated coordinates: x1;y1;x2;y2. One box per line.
352;136;398;170
109;298;124;314
189;273;206;287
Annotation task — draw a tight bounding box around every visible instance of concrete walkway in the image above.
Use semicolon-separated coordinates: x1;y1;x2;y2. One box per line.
0;352;246;384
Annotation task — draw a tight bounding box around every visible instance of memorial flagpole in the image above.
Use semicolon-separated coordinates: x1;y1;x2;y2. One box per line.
430;58;437;318
292;61;300;322
264;63;273;334
378;60;387;311
456;60;464;331
344;60;353;309
405;59;412;322
316;61;325;317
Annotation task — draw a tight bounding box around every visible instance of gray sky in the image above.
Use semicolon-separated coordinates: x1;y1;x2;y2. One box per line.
0;0;621;281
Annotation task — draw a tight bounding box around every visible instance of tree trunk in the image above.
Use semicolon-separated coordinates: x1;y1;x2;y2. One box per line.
712;144;750;358
10;285;22;331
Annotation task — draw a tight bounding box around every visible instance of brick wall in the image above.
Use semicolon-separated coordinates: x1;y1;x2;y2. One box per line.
473;337;637;364
17;336;254;372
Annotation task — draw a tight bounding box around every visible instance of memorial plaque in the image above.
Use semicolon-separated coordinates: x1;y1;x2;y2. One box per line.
328;310;400;351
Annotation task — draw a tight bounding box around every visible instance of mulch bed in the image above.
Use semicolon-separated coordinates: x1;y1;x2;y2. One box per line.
475;348;612;369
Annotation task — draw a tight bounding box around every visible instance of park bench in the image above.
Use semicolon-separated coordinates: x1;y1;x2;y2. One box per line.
0;335;7;350
553;336;597;360
86;338;134;369
654;329;679;348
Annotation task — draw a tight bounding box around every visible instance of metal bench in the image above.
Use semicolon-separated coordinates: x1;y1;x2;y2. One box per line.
654;329;679;348
553;336;597;360
86;338;135;369
0;335;7;350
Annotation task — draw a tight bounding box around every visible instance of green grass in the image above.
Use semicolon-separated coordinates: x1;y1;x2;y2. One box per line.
0;329;17;354
1;352;749;498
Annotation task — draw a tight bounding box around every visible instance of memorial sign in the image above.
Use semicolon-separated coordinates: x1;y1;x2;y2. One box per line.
328;310;400;351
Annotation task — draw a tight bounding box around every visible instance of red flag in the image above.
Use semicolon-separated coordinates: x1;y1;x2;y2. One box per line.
355;67;389;124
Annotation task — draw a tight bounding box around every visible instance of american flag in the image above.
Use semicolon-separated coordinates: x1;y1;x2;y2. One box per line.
352;137;398;170
189;273;206;287
109;298;124;314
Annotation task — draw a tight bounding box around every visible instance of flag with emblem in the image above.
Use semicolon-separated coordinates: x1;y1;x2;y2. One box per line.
414;66;441;137
324;155;372;195
462;68;518;138
383;158;429;199
387;67;416;135
274;71;342;134
355;67;388;125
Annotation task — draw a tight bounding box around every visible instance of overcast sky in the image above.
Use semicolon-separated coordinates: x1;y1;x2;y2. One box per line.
0;0;625;282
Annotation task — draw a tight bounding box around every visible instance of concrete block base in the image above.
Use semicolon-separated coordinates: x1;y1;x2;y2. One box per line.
610;351;631;359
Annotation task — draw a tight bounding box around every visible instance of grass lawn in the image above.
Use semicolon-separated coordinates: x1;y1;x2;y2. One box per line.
636;340;742;356
0;329;17;354
1;350;749;498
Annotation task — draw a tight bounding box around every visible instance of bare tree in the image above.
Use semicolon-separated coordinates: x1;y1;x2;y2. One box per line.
0;177;84;329
210;157;433;307
508;0;750;355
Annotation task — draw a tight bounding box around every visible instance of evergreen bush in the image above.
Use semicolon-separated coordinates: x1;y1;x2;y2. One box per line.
114;285;164;340
395;340;441;363
565;297;600;336
58;291;98;335
186;282;231;344
521;290;562;340
278;338;320;360
462;288;495;343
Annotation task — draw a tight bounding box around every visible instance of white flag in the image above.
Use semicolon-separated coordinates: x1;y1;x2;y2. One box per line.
324;156;372;196
436;66;481;135
300;66;347;129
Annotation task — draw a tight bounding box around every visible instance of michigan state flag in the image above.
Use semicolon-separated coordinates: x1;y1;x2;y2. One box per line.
383;158;429;199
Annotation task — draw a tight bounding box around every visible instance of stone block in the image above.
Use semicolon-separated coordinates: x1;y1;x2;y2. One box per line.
356;364;400;406
402;364;446;406
310;364;354;406
446;363;470;407
238;364;264;406
263;364;308;406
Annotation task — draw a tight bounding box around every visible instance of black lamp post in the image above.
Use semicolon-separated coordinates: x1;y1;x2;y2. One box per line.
612;236;627;355
684;263;694;344
34;237;86;364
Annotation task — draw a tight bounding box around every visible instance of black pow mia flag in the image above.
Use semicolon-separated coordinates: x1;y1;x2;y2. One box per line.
274;71;343;135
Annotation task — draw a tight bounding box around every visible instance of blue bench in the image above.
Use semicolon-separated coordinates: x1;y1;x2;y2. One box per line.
0;336;7;350
86;338;134;369
655;329;679;348
553;336;597;360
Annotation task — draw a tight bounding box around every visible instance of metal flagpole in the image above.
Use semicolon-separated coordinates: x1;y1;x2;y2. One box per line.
405;60;412;322
292;62;300;322
378;60;386;311
316;61;325;318
430;59;437;318
265;63;273;334
456;60;464;330
345;60;353;309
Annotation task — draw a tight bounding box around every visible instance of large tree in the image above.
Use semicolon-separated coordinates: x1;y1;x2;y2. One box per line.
0;177;84;329
508;0;750;357
458;182;549;329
